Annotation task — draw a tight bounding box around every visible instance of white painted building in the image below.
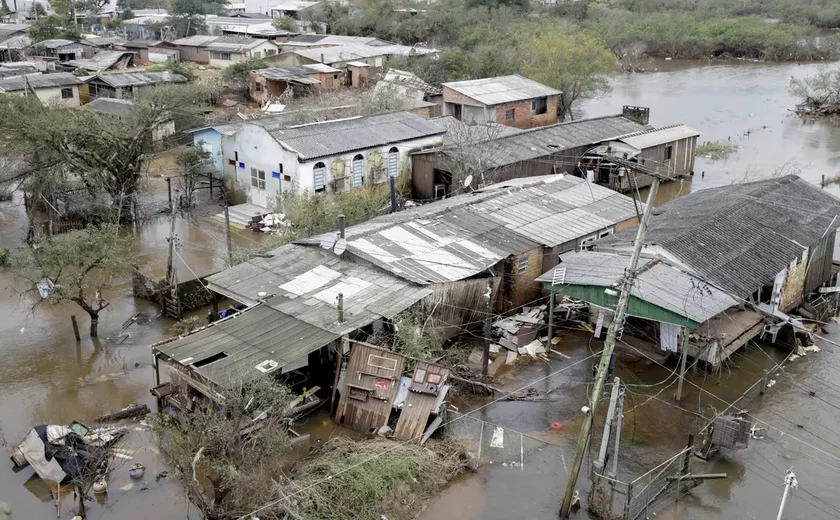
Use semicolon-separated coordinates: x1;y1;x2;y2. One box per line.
222;111;446;208
0;72;82;106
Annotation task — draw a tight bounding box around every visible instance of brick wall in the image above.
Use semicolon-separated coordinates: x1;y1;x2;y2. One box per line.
510;247;545;308
493;95;558;129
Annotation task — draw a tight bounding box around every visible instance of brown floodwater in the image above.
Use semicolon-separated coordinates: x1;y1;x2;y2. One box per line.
4;58;840;519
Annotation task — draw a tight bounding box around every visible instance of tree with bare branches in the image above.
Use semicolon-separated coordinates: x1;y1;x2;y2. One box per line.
7;224;138;337
437;122;510;194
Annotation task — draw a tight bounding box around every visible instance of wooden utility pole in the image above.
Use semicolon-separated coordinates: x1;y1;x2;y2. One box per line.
222;179;233;266
560;166;665;518
676;328;690;401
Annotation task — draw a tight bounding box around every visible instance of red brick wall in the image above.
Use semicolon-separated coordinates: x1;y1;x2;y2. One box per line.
493;95;558;129
442;87;558;129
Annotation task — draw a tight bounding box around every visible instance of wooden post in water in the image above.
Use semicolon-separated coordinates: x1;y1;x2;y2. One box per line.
70;315;80;341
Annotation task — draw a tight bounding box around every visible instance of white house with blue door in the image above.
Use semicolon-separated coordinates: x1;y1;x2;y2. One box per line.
222;111;447;209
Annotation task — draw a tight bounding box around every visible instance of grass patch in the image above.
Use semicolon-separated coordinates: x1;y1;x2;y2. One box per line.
696;141;739;160
285;437;475;520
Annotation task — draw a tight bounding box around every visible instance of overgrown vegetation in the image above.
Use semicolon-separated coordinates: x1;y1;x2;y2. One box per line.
790;66;840;115
222;57;268;81
0;83;218;222
278;184;392;238
696;141;739;160
282;437;474;520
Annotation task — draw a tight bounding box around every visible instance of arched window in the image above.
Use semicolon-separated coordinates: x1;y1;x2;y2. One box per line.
352;154;365;188
313;161;326;193
388;147;399;178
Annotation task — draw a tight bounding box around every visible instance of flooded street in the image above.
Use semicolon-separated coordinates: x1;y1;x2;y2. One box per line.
3;58;840;519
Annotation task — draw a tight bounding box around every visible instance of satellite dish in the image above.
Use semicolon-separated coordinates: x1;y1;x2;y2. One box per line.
464;174;473;188
320;232;338;250
333;238;347;255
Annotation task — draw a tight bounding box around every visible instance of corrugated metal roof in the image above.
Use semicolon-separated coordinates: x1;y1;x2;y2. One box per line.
306;175;640;285
65;51;134;71
443;74;560;106
171;35;218;47
303;63;340;73
594;175;840;298
0;72;81;92
536;251;738;324
420;115;651;169
271;0;318;11
618;124;700;149
36;38;80;49
89;70;187;87
154;304;339;388
205;244;432;334
206;36;275;52
253;66;321;81
268;111;446;161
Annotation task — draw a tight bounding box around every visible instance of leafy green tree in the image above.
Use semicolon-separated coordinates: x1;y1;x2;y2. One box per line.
518;30;616;120
8;224;136;337
272;15;296;31
167;0;229;36
174;144;214;208
29;15;82;42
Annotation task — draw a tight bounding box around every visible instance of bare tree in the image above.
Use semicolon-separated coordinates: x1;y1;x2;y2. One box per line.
437;121;509;194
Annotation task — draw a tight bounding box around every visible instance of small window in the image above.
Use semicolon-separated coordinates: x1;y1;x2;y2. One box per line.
250;167;259;188
531;96;547;115
283;174;291;182
352;153;365;188
221;52;231;61
313;161;326;193
517;256;529;274
234;151;239;161
258;170;266;189
266;49;276;56
598;229;613;238
255;82;262;92
387;147;399;178
252;51;261;59
368;354;397;372
278;163;284;174
665;145;673;160
505;108;515;121
60;87;73;99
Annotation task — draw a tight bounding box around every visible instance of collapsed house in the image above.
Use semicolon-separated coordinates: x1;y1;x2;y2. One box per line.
538;175;840;366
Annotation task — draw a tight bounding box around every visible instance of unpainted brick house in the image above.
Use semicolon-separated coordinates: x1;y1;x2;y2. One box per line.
441;74;560;130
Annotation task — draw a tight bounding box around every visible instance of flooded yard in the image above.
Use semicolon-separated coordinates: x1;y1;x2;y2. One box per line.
3;58;840;519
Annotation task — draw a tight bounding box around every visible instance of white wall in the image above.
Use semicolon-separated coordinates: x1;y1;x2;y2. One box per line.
224;125;445;207
209;41;279;68
26;85;81;107
244;0;272;14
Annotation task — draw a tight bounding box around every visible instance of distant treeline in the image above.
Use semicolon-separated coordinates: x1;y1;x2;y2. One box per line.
301;0;840;84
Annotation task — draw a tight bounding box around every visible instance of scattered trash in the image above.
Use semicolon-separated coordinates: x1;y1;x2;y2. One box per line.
517;339;546;357
155;471;168;482
551;422;563;430
493;306;546;352
505;350;518;365
803;345;821;353
749;424;766;440
489;343;501;354
377;425;393;437
766;379;776;388
36;278;55;298
490;426;504;448
129;463;145;479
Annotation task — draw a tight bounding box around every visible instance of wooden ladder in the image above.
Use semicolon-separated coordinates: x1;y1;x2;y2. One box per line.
161;293;182;321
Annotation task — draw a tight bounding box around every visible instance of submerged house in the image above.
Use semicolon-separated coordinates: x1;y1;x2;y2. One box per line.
298;174;642;319
151;244;432;408
538;175;840;366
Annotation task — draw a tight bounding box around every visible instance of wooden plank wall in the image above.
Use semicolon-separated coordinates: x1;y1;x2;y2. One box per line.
336;344;405;434
394;362;451;441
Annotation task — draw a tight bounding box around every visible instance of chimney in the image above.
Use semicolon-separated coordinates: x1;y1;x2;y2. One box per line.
622;105;650;125
320;52;324;64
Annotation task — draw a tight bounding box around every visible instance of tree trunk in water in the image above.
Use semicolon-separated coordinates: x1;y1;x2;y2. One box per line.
76;485;86;518
88;312;99;338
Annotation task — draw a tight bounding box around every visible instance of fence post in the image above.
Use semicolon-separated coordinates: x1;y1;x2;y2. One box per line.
624;482;633;520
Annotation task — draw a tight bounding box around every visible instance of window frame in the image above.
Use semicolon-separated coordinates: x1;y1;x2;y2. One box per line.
664;145;673;160
531;96;548;115
504;108;515;121
517;256;529;274
60;87;73;99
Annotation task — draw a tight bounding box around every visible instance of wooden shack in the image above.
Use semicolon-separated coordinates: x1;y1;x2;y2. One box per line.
394;362;451;441
335;343;405;434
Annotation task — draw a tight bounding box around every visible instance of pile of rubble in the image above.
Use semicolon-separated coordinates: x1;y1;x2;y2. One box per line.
492;305;549;365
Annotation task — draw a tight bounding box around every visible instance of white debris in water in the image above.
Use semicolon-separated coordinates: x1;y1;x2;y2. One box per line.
789;354;801;361
804;345;821;353
490;426;504;449
766;379;776;388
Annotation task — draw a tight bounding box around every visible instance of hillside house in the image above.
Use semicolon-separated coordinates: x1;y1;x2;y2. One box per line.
223;111;446;208
0;72;82;106
0;23;31;62
84;71;188;100
542;175;840;366
247;64;340;104
63;50;135;73
271;34;438;70
442;75;560;129
205;37;279;68
28;39;96;61
168;35;218;64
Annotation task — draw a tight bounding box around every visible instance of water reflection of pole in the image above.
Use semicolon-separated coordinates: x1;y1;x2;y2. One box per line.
776;468;798;520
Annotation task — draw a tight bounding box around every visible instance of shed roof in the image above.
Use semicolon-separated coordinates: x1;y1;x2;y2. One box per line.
252;66;322;81
537;251;738;324
205;244;432;334
594;175;840;298
171;35;219;47
267;111;446;161
64;50;134;71
0;72;81;92
154;303;339;387
382;68;442;96
618;124;700;150
303;63;340;73
206;36;275;53
270;0;318;11
36;38;80;49
87;70;188;87
85;97;134;116
417;114;651;169
442;74;560;106
301;175;640;285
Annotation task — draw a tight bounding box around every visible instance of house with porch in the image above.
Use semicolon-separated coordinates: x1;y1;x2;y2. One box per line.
538;175;840;366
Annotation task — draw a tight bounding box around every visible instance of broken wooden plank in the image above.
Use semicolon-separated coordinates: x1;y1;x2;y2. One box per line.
550;349;571;359
420;416;443;445
94;404;150;423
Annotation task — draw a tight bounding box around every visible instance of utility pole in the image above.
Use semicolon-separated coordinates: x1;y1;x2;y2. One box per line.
560;162;669;517
222;179;233;266
776;468;798;520
676;327;690;401
165;198;176;286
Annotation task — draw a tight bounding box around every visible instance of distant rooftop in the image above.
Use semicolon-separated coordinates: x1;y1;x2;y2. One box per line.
87;70;188;87
0;71;81;92
85;97;134;116
443;74;560;106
